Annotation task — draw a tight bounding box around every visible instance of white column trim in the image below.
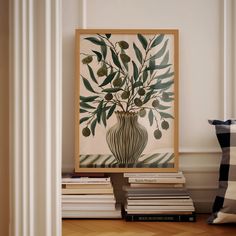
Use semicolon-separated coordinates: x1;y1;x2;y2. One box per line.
10;0;62;235
82;0;87;28
223;0;234;119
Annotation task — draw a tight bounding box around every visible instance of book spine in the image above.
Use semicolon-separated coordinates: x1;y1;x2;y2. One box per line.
124;172;183;178
124;214;196;222
128;178;185;184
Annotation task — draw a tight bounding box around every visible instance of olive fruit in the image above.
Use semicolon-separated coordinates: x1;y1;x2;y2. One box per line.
120;53;131;63
105;93;113;101
118;41;129;50
152;99;159;108
139;108;146;117
82;127;91;137
113;77;123;87
134;98;143;107
97;65;107;77
82;56;93;64
161;120;169;130
121;91;130;99
162;92;169;99
138;88;146;96
154;129;162;139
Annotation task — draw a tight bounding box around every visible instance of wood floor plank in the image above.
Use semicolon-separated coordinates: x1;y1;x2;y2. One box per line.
62;214;236;236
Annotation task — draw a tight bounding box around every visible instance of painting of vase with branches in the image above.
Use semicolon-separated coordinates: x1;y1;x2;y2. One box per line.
75;29;179;172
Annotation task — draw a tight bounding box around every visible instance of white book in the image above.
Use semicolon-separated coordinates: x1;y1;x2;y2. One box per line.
124;172;183;178
62;202;116;211
62;199;116;204
62;188;113;195
128;177;186;184
127;199;194;206
126;210;194;215
62;194;115;201
128;196;191;200
62;205;122;218
126;205;195;211
130;183;184;188
62;177;111;184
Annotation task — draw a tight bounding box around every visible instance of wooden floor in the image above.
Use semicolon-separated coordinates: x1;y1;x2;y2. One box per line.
62;214;236;236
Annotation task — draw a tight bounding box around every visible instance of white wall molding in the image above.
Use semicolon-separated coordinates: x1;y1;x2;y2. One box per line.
10;0;62;235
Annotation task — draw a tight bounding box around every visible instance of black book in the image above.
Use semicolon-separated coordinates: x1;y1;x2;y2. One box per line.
124;213;196;222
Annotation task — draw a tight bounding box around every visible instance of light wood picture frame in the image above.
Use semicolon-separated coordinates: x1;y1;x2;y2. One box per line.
75;29;179;173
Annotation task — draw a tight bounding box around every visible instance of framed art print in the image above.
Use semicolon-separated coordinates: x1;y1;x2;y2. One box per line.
75;29;179;172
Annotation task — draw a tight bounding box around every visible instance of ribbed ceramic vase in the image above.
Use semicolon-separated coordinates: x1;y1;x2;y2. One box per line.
106;111;148;164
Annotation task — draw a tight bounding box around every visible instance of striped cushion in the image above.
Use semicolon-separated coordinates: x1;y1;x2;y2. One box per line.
208;120;236;224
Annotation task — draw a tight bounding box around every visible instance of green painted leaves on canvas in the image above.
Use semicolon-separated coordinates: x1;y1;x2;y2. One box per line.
132;61;139;81
81;76;97;93
133;43;143;64
110;48;122;69
137;34;148;50
151;34;164;48
148;109;154;126
149;39;169;61
84;37;106;46
80;32;175;138
87;65;98;84
99;72;117;87
160;112;174;119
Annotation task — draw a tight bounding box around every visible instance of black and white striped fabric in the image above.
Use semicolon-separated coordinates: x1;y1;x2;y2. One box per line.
79;153;175;168
208;120;236;224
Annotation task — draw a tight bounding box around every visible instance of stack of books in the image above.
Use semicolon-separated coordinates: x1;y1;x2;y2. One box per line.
123;172;196;222
62;174;121;218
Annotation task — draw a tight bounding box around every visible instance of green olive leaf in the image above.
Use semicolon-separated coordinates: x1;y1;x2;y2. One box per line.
100;38;107;60
80;116;90;124
157;71;174;80
81;76;97;93
146;64;172;71
142;69;148;83
156;103;171;110
102;87;121;93
102;110;107;127
110;48;122;69
107;104;116;119
80;108;88;113
160;112;174;119
137;34;148;50
87;65;98;84
151;34;164;48
149;39;169;61
148;109;154;126
99;72;117;87
133;81;143;88
133;43;143;64
90;119;97;136
96;100;104;123
161;96;174;102
80;102;96;109
92;50;102;62
143;90;154;104
158;80;174;90
80;95;99;102
160;51;169;65
132;61;139;81
84;37;106;46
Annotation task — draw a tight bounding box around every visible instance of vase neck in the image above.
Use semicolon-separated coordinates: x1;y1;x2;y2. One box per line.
115;112;138;125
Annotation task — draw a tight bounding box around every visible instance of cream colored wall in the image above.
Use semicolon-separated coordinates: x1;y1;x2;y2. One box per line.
0;0;9;234
63;0;222;169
